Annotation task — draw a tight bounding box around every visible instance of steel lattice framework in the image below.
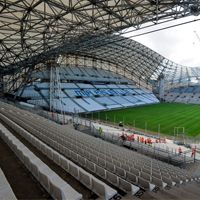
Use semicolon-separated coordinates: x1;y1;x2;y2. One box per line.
68;34;167;83
164;66;200;86
0;0;200;85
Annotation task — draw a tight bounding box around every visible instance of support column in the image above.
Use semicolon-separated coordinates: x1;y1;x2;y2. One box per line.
158;73;165;101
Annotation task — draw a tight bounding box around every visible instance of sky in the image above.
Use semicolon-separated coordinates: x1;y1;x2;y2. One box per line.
124;16;200;67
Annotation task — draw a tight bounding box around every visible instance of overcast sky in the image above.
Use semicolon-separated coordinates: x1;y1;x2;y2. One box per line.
124;16;200;67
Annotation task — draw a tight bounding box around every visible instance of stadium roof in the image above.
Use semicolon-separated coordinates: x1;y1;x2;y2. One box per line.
164;66;200;85
0;0;200;82
58;34;200;84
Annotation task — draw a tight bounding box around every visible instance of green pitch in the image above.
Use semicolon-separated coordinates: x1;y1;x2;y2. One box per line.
89;103;200;137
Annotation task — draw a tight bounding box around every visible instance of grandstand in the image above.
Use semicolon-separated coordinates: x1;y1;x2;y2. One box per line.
164;85;200;104
15;65;159;113
1;1;200;200
163;67;200;104
1;101;200;200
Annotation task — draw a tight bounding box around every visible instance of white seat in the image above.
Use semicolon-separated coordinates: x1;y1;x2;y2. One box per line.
92;179;106;199
69;163;79;179
79;169;92;189
96;165;106;179
78;155;86;166
49;176;82;200
119;178;140;195
106;171;119;186
71;151;78;162
138;177;155;191
30;159;45;180
116;166;125;178
86;160;95;172
60;156;69;172
91;178;117;200
38;167;53;191
151;176;167;189
126;172;138;184
52;151;60;165
0;123;82;200
46;146;53;159
106;162;115;172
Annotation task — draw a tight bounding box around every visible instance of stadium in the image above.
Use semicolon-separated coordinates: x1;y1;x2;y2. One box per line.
1;1;200;200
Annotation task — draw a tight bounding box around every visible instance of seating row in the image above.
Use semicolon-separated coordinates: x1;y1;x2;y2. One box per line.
0;110;167;191
0;102;199;192
0;113;118;200
31;66;129;83
0;111;140;196
0;122;82;200
0;105;191;185
6;106;190;182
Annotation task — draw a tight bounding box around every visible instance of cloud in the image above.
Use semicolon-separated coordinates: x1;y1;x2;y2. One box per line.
124;16;200;67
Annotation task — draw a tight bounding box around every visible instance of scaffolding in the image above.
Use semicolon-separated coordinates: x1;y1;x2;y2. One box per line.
49;62;65;124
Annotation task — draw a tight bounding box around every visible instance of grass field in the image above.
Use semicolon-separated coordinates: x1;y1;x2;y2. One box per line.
88;103;200;137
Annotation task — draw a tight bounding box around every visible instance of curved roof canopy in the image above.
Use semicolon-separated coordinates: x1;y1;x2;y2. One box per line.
164;66;200;85
60;34;200;84
70;34;166;82
0;0;200;82
0;0;200;74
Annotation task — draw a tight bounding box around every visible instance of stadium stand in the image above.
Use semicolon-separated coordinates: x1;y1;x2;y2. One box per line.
31;65;129;83
164;85;200;104
0;106;118;200
0;101;199;199
0;122;82;200
15;66;159;113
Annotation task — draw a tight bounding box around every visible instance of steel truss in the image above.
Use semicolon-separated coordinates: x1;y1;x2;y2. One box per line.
164;66;200;89
0;0;200;90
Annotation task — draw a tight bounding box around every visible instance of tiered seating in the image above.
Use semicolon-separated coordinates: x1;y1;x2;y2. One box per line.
28;99;48;107
188;94;200;104
82;67;98;77
94;84;108;89
0;106;139;195
193;86;200;93
61;83;78;89
18;86;41;98
0;107;117;200
0;102;199;197
39;89;50;97
74;98;106;112
107;84;119;89
28;98;85;113
185;87;194;93
175;93;193;103
164;92;179;102
117;84;130;89
62;98;85;112
134;95;152;104
94;97;122;109
31;65;129;83
0;168;17;200
164;85;200;104
76;83;94;89
123;96;142;105
14;66;159;113
109;96;133;107
0;122;82;200
144;94;160;103
17;82;159;113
